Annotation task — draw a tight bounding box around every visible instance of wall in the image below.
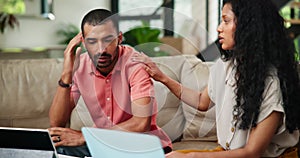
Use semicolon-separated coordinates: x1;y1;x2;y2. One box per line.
191;0;219;52
0;0;219;53
208;0;219;45
0;0;110;49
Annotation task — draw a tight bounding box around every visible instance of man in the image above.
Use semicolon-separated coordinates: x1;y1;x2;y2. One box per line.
48;9;172;157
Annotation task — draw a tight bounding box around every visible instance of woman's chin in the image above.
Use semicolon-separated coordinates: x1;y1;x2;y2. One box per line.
221;45;233;51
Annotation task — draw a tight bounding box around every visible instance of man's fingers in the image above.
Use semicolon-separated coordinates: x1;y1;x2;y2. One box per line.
48;127;65;136
73;47;82;72
54;140;64;147
75;47;82;56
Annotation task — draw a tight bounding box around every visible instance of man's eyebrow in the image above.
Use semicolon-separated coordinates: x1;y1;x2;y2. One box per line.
103;35;115;40
85;35;117;41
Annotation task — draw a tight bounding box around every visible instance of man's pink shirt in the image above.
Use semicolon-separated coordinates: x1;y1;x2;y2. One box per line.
71;45;172;148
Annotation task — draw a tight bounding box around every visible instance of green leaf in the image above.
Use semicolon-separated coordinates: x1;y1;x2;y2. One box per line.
56;23;80;44
122;21;164;56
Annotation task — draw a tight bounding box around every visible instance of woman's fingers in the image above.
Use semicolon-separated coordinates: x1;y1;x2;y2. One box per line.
131;52;152;64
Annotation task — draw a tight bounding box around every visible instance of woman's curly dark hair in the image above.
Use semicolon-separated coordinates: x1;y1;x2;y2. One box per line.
223;0;300;132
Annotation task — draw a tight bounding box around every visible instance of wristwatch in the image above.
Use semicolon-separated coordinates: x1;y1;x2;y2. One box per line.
58;78;73;88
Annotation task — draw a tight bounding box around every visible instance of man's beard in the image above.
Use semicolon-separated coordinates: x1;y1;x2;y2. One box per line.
93;52;113;69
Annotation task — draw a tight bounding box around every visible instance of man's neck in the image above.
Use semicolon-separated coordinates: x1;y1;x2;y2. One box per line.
99;69;110;77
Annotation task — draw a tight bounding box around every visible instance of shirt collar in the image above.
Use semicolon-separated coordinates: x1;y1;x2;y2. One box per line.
224;60;236;87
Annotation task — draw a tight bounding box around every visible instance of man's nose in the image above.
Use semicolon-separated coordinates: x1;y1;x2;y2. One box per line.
96;42;107;53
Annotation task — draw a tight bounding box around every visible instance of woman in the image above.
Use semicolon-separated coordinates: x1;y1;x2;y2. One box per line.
132;0;300;157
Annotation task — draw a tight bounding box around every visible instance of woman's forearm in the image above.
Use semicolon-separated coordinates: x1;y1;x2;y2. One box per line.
160;75;203;110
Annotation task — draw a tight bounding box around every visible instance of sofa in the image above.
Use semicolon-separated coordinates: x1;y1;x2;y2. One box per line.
0;54;219;151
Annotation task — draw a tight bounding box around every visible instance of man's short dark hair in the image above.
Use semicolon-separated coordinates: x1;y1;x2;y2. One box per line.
81;9;119;37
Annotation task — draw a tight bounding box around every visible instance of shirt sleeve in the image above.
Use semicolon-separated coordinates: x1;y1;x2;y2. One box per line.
128;66;154;101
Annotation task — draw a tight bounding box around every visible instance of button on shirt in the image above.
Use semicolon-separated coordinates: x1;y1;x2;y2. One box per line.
71;45;172;148
208;59;299;157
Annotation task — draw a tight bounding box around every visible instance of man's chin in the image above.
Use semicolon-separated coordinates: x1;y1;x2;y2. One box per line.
96;63;110;69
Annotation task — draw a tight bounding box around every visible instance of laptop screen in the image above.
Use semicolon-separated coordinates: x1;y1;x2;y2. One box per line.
0;127;58;158
0;127;54;151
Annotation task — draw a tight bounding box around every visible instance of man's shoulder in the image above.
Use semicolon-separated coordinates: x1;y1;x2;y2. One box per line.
121;45;137;52
120;45;140;57
118;45;148;77
119;45;141;66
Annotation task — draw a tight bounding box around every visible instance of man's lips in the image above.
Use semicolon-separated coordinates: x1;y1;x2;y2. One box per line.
97;55;110;62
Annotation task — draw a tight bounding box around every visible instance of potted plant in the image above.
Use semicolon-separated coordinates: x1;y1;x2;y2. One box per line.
56;23;86;53
0;0;25;33
56;23;80;44
122;21;168;57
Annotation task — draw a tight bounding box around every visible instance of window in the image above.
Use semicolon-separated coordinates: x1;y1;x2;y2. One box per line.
112;0;173;36
111;0;222;58
112;0;205;37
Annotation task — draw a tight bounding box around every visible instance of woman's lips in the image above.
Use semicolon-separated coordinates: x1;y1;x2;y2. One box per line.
219;37;224;44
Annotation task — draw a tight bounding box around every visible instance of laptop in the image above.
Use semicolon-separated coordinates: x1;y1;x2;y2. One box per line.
0;127;58;158
82;127;165;158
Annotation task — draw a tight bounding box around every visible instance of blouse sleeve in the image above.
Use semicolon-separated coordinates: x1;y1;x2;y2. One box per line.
207;59;222;103
257;74;285;134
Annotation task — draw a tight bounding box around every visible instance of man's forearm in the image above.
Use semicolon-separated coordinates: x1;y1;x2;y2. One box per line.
49;86;74;127
49;32;81;127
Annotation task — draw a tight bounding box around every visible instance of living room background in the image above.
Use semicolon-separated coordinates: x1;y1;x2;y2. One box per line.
0;0;220;55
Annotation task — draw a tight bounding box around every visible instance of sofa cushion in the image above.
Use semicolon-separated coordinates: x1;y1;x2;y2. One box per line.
0;58;63;128
179;56;217;141
151;59;185;142
181;106;217;141
70;96;94;130
151;55;217;142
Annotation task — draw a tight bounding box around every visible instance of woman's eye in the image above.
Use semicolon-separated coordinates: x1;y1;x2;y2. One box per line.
224;19;231;23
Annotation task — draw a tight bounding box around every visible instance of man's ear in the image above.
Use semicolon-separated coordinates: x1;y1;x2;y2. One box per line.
118;32;123;44
81;37;86;48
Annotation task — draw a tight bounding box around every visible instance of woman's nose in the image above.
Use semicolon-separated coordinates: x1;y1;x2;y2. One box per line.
217;24;222;33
